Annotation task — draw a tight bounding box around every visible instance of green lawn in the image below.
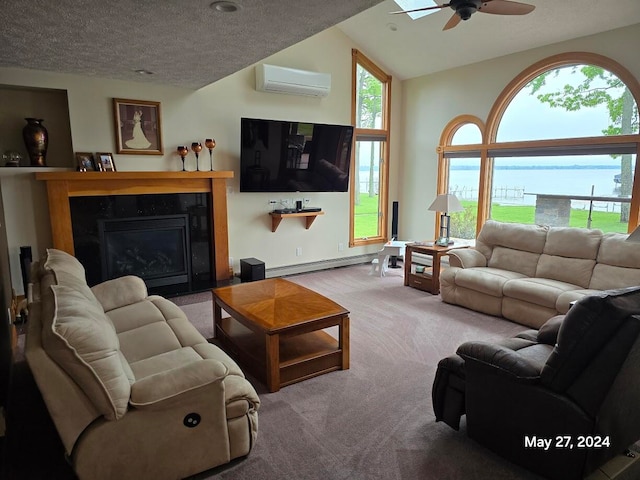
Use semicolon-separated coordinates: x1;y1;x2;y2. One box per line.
354;194;381;239
355;197;629;240
469;201;628;233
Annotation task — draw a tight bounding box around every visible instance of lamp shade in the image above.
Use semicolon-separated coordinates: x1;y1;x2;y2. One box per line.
428;194;463;213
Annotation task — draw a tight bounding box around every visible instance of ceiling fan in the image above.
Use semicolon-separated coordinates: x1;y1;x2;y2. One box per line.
391;0;535;31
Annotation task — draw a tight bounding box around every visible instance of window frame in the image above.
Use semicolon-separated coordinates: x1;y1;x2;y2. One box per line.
350;49;392;247
437;52;640;236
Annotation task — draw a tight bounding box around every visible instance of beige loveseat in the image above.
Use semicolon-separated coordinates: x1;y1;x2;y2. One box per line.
25;249;260;480
440;220;640;328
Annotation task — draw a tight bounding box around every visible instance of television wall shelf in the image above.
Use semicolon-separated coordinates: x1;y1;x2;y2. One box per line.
269;211;324;232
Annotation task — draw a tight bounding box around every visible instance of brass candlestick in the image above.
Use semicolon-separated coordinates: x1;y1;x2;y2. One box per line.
191;142;203;171
205;138;216;171
177;145;188;171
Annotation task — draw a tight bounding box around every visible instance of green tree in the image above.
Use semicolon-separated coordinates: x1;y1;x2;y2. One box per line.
356;65;382;199
528;65;638;222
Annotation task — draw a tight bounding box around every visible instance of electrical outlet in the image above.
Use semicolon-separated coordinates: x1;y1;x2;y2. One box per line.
338;242;344;252
269;199;278;206
280;199;290;207
296;246;302;256
303;198;311;206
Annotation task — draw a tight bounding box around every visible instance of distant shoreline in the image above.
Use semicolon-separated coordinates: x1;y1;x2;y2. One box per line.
451;165;619;171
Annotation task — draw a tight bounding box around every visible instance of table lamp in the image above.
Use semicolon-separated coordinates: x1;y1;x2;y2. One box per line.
428;193;463;246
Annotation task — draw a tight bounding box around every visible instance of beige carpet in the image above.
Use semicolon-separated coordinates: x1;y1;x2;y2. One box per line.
181;264;544;480
11;264;630;479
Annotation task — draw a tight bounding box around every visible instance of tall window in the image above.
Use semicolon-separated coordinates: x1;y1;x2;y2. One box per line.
437;53;640;236
443;120;483;240
350;50;391;246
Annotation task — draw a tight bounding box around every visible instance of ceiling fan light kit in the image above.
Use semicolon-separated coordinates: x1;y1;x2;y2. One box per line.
452;0;482;21
391;0;535;30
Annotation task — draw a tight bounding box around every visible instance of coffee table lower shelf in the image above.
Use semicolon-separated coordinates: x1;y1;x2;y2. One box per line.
215;317;345;391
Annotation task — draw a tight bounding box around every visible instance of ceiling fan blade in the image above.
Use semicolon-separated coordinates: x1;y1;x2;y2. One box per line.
479;0;535;15
390;4;448;15
443;12;462;30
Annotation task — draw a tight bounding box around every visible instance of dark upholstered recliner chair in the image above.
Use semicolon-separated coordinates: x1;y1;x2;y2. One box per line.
432;287;640;480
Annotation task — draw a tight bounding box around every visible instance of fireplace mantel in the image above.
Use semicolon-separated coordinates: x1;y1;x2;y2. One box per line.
36;171;233;282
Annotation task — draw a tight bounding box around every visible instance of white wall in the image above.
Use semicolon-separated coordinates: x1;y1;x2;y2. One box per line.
400;23;640;243
0;26;403;288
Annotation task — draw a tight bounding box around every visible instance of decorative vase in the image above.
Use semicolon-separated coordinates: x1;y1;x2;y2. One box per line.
22;118;48;166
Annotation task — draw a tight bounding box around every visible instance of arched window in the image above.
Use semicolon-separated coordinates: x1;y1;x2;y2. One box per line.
437;116;484;240
438;52;640;236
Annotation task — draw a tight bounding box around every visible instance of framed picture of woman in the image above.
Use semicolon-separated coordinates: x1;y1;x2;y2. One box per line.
113;98;163;155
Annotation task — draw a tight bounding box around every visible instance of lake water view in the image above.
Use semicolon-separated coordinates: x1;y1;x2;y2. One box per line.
358;164;630;211
449;165;630;212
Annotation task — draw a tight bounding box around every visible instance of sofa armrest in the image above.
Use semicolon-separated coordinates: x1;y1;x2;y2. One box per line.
448;249;487;268
536;315;564;346
457;341;542;381
91;275;148;312
130;359;228;408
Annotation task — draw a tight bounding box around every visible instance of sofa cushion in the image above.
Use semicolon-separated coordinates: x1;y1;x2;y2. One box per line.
476;220;548;260
44;249;100;307
535;254;595;289
596;233;640;268
590;233;640;290
488;247;540;277
543;227;602;259
556;289;601;314
44;285;131;420
453;267;526;297
129;347;203;380
503;277;581;309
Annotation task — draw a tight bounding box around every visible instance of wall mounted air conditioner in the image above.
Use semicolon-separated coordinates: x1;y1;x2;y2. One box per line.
255;64;331;98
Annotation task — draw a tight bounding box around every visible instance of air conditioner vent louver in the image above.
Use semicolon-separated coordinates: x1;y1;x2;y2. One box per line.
255;64;331;98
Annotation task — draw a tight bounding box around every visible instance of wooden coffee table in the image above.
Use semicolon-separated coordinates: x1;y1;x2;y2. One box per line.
212;278;350;392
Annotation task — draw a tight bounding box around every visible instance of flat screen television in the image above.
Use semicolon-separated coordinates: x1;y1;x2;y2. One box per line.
240;117;354;192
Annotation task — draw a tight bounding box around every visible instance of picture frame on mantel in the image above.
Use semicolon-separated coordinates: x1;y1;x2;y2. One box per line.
113;98;163;155
75;152;96;171
96;152;117;172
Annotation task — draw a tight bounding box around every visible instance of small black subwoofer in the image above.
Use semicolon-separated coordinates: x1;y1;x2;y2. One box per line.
240;257;265;282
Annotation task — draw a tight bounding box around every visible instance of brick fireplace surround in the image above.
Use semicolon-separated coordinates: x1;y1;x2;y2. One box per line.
36;171;233;286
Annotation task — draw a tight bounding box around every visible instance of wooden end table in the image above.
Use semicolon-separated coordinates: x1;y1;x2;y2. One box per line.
212;278;350;392
404;243;466;294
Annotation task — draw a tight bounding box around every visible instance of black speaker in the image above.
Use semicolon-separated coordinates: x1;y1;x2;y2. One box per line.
391;201;399;239
20;246;32;297
389;201;401;268
240;257;265;282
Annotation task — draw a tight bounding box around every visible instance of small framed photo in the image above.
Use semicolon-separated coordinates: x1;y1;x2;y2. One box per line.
75;152;96;172
113;98;163;155
96;152;117;172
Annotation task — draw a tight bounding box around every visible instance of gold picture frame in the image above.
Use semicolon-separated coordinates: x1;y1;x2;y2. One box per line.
113;98;163;155
96;152;117;172
75;152;96;171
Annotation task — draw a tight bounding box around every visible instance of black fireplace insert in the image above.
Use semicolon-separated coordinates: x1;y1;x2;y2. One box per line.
98;215;191;289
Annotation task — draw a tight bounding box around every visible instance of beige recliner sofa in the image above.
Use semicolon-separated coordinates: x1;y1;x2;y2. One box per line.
25;249;260;480
440;220;640;328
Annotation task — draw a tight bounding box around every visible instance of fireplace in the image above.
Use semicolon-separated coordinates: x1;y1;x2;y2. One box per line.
98;215;191;289
36;171;233;296
69;193;214;296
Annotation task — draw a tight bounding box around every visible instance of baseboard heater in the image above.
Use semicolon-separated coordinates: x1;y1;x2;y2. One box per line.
265;254;376;278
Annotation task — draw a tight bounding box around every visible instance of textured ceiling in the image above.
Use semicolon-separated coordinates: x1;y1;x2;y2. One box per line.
1;0;640;90
0;0;383;89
